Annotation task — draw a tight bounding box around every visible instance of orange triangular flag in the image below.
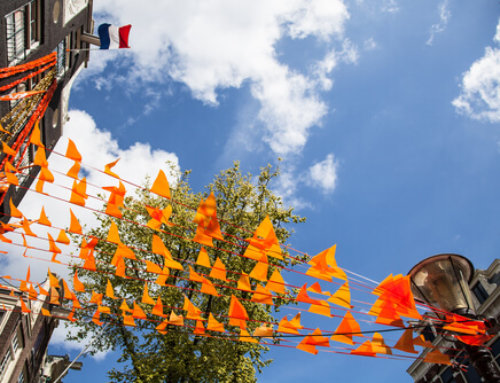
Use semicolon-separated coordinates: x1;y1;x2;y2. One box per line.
209;257;227;281
193;320;206;335
30;121;44;147
251;284;273;305
351;340;376;357
9;198;23;218
228;295;249;321
132;301;147;319
168;311;184;326
237;273;252;292
48;269;60;288
193;225;213;248
104;158;120;178
107;221;121;244
69;209;82;234
19;298;31;313
65;138;82;162
253;325;273;338
145;260;163;275
33;146;48;167
206;313;225;332
183;295;203;320
38;207;51;226
196;247;211;268
67;160;80;179
266;269;285;294
73;271;85;292
123;314;136;327
188;266;204;283
37;283;49;296
371;332;392;355
120;299;132;313
89;290;103;305
393;329;417;354
105;279;116;299
142;283;156;305
308;300;332;317
92;310;103;326
41;308;51;317
249;257;269;282
296;284;320;305
152;296;166;317
239;328;257;343
331;311;361;345
39;167;54;183
423;349;451;365
200;277;220;297
328;281;351;309
2;141;17;156
151;170;171;199
62;279;75;300
56;229;70;245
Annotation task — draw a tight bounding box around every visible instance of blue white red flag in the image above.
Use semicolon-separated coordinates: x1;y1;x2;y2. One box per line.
98;24;132;50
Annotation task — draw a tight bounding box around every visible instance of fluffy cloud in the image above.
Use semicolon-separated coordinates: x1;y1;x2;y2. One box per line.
426;0;451;46
307;153;339;193
89;0;351;156
452;19;500;123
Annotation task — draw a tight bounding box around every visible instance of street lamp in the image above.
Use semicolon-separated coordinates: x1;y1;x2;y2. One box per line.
408;254;500;382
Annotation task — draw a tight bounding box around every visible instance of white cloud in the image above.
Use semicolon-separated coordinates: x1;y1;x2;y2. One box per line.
307;153;339;193
381;0;399;14
363;37;378;51
426;0;451;46
88;0;351;156
453;19;500;123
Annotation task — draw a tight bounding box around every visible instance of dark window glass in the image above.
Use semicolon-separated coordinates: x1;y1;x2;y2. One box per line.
471;282;489;304
440;367;458;383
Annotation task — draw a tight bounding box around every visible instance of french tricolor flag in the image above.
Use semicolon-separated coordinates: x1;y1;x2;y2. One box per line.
98;24;132;50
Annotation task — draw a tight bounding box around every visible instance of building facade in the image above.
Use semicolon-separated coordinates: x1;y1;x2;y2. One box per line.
0;0;94;222
407;259;500;383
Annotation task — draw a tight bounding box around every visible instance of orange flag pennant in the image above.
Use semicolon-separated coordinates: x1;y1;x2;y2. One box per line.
38;207;52;226
105;279;116;299
168;311;184;326
266;269;285;294
67;160;80;179
253;325;273;338
21;219;36;237
200;277;220;297
308;300;332;318
73;271;85;292
206;313;225;332
393;328;417;354
423;349;451;365
371;332;392;355
249;256;269;282
107;221;121;244
48;269;60;288
132;301;147;319
39;167;54;183
104;158;120;178
192;225;213;248
65;138;82;162
142;283;156;305
196;247;211;268
296;284;321;305
29;121;44;147
331;311;362;345
151;170;171;199
239;328;258;343
19;298;31;313
69;209;83;234
328;281;352;309
123;314;136;327
9;198;23;218
251;284;273;305
56;229;70;245
120;299;133;313
89;290;103;305
193;320;206;336
62;279;75;300
188;266;204;283
209;257;227;281
237;273;252;292
152;296;166;317
351;340;376;357
145;260;163;275
228;295;249;321
92;310;103;326
2;141;17;156
183;295;203;320
33;146;48;167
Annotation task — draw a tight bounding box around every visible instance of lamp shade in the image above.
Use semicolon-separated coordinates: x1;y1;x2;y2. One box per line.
408;254;475;317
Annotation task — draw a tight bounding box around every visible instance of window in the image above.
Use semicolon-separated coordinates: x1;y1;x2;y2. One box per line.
12;333;19;353
5;1;41;64
0;349;12;379
56;37;69;77
17;370;24;383
471;282;489;304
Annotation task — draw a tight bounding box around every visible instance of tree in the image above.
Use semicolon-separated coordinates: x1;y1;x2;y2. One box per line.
68;162;305;383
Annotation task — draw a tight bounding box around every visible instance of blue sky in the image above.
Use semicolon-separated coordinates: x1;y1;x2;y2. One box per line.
14;0;500;381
